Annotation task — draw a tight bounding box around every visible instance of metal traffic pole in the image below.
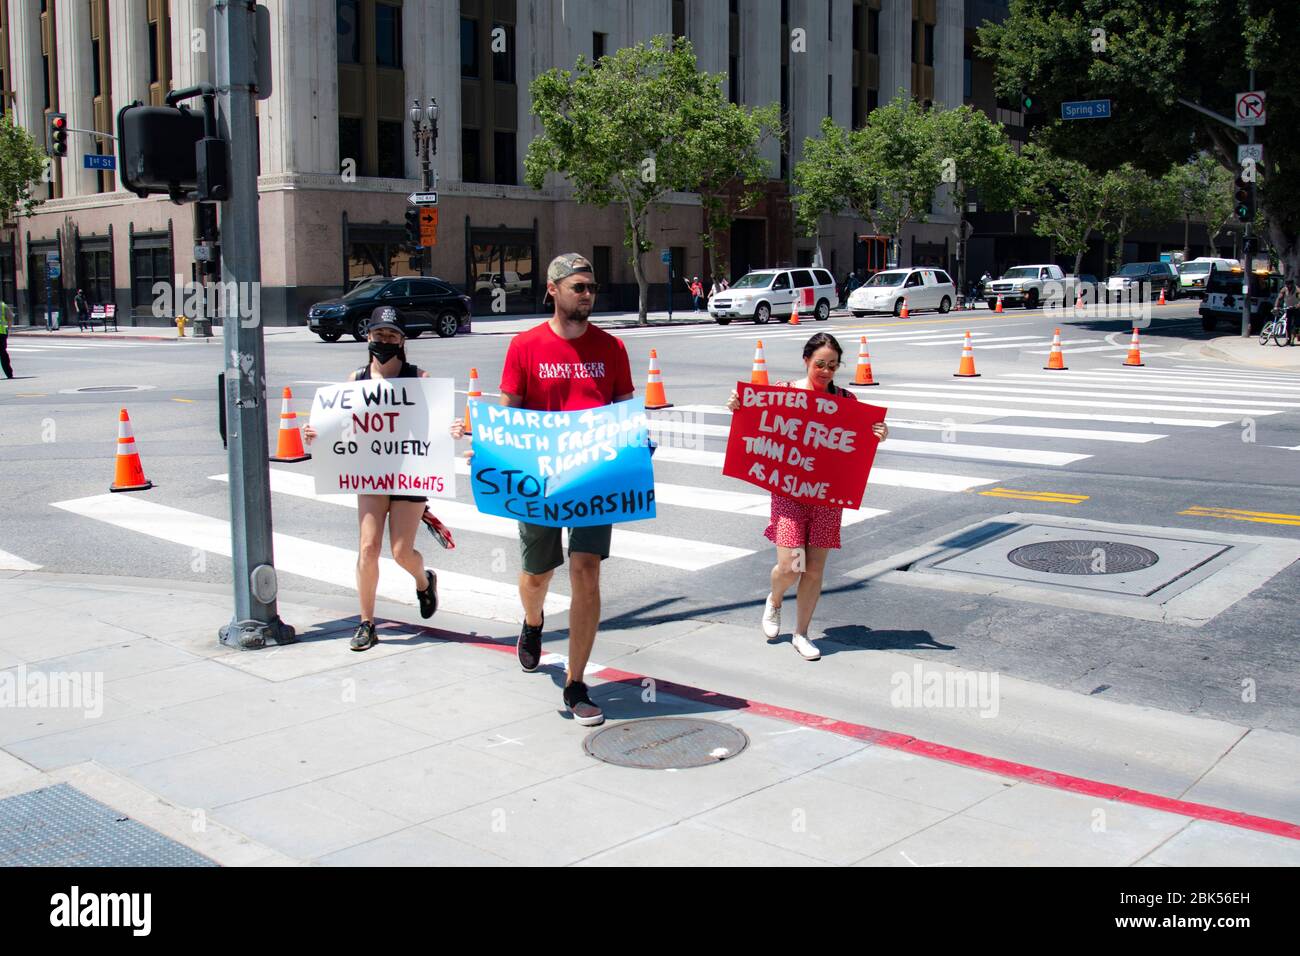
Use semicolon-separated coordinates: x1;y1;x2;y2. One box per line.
214;0;294;649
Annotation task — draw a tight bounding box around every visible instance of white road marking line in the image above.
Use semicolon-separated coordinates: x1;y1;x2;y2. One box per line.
51;493;569;618
0;549;41;571
1015;370;1300;392
886;419;1164;443
877;439;1088;467
861;386;1283;417
892;381;1300;409
839;391;1232;427
217;471;755;572
649;445;998;492
998;372;1300;397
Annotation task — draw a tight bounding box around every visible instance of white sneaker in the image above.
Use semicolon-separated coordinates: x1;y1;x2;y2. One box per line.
761;595;781;641
791;633;821;661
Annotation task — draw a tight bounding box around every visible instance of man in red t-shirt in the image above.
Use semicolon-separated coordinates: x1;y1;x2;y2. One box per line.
496;253;634;726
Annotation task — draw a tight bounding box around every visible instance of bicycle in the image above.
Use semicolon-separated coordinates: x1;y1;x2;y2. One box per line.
1260;307;1296;346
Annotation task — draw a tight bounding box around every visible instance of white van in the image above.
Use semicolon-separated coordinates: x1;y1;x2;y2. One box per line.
708;267;837;324
1178;257;1238;298
847;267;958;316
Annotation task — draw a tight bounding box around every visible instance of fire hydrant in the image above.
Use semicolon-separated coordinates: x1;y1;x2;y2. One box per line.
176;314;187;337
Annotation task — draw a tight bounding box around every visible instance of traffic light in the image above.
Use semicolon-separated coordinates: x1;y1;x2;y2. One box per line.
404;206;422;248
117;102;207;200
49;113;68;157
1234;173;1256;222
1020;92;1036;112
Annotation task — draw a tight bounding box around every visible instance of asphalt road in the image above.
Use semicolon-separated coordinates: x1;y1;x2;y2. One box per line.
3;299;1298;732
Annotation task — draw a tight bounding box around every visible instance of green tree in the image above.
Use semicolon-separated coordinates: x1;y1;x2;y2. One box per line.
977;0;1300;276
524;36;778;323
1018;142;1105;276
1099;163;1174;273
1162;153;1234;260
0;115;48;222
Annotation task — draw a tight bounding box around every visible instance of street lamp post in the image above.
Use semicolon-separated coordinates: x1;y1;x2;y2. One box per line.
410;98;440;276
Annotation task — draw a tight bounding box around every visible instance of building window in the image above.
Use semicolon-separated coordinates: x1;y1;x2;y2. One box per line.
670;247;686;281
91;36;102;97
462;127;481;182
592;245;612;286
77;241;113;307
827;74;832;118
375;2;401;68
729;57;739;103
868;9;879;55
924;23;935;67
460;18;478;77
867;87;878;113
377;120;404;178
338;0;360;64
672;0;685;39
493;131;517;185
147;0;171;104
912;20;919;63
492;23;515;83
130;233;173;316
593;31;606;62
964;53;972;99
339;116;363;167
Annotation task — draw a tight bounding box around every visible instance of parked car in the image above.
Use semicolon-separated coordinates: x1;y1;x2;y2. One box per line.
306;275;472;342
1177;257;1238;298
985;264;1076;309
1199;267;1278;334
847;267;957;316
708;267;837;324
474;271;530;296
1105;261;1179;301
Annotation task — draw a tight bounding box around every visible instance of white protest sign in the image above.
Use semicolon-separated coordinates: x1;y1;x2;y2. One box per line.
310;378;456;498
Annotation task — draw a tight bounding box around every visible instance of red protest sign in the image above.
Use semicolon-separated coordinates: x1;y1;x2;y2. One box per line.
723;382;886;509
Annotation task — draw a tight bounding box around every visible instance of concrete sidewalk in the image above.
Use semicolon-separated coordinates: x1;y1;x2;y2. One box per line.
1;569;1297;866
1200;335;1300;370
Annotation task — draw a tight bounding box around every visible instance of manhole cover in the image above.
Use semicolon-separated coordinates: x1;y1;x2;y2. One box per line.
584;717;749;769
60;385;156;395
1007;539;1159;575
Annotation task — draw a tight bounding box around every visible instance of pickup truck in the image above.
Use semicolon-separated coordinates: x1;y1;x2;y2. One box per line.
985;264;1077;310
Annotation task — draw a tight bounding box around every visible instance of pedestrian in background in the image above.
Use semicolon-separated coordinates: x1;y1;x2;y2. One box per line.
74;289;90;331
0;300;13;379
726;332;889;661
302;306;440;652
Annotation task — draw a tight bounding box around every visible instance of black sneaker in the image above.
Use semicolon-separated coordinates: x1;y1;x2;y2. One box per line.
563;681;604;726
518;613;543;672
350;620;377;652
417;569;438;619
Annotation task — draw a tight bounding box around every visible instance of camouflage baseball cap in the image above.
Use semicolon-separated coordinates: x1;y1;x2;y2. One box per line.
547;253;595;283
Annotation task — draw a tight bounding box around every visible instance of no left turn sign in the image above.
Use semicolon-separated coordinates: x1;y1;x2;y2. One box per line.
1236;91;1266;127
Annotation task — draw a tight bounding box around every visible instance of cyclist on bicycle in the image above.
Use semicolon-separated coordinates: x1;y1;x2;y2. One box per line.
1273;277;1299;344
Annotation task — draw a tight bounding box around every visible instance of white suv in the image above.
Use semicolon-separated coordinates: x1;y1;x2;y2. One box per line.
848;267;957;316
709;267;837;324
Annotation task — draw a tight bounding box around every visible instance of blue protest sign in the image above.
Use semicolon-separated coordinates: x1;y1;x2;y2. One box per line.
469;399;656;527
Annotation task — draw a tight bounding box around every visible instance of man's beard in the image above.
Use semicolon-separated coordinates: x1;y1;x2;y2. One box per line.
560;301;592;323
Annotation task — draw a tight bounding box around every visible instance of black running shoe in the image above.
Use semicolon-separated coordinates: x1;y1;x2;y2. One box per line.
417;569;438;619
350;620;377;652
517;613;543;672
563;681;604;726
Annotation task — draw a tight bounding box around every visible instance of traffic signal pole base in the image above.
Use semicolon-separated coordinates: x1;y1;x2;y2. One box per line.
219;615;297;650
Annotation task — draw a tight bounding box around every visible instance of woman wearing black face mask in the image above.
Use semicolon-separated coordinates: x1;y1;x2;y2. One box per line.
303;306;439;651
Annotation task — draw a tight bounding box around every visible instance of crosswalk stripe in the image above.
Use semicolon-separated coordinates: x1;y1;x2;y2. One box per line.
213;472;755;571
710;326;958;341
892;381;1300;409
1009;370;1300;393
999;372;1300;399
1023;344;1168;355
906;335;1047;348
840;391;1232;427
970;338;1105;350
448;458;882;525
50;493;569;618
0;548;41;571
860;386;1283;417
649;445;999;492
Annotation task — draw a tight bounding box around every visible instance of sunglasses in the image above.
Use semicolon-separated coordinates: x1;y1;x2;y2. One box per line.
566;281;599;294
811;359;840;370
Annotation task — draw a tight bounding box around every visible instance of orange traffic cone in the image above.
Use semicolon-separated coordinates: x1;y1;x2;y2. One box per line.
1122;328;1145;367
1043;328;1068;371
270;387;311;462
953;331;980;377
1157;287;1167;306
789;303;800;325
854;335;878;386
644;349;673;409
109;408;153;492
900;296;910;318
751;340;770;385
462;366;482;432
995;295;1004;314
1075;289;1085;309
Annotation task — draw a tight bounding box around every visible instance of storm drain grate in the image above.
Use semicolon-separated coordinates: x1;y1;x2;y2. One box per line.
72;386;149;393
0;784;216;867
1007;540;1160;576
584;717;749;769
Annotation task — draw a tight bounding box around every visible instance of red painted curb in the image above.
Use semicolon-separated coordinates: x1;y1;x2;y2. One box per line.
426;629;1300;842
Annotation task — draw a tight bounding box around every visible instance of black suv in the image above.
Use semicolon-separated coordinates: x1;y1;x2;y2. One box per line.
306;275;472;342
